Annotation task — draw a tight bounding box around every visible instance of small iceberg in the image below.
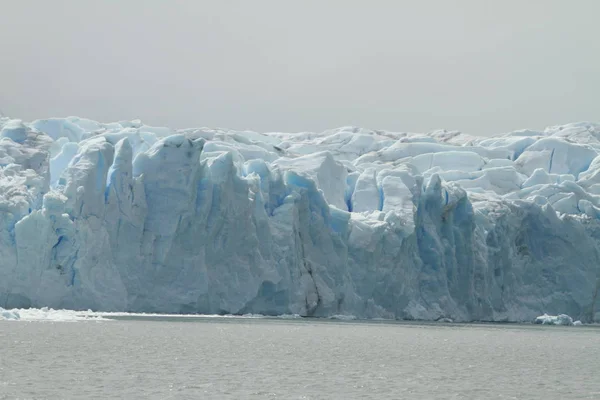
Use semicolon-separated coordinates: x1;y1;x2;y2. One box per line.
534;313;574;326
329;314;357;321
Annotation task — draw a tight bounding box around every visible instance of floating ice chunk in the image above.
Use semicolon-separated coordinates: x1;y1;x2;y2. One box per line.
328;314;357;320
534;313;574;326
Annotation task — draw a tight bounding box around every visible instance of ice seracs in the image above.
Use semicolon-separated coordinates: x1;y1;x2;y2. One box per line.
0;117;599;322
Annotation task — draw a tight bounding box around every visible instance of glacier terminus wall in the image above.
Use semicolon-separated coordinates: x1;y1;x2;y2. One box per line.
1;116;600;322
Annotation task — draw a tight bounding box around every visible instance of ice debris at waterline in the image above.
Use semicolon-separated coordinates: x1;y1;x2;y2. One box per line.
534;314;581;326
1;117;600;322
0;307;105;321
0;307;303;322
1;308;20;320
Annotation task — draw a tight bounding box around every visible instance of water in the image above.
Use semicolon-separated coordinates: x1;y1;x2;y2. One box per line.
1;317;599;399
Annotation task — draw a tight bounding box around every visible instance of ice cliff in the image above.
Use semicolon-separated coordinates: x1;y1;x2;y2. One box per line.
1;117;600;322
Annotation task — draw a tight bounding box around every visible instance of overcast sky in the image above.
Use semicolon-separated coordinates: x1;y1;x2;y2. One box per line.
1;1;599;135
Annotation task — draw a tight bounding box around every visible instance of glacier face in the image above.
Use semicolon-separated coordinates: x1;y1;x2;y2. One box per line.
1;117;600;322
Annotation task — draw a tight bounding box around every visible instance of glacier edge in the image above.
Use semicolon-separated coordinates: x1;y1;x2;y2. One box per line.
1;117;600;322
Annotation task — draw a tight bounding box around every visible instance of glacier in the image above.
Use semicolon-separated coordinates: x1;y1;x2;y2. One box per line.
1;116;600;322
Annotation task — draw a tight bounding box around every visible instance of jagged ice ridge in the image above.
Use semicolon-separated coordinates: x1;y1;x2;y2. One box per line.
1;116;600;322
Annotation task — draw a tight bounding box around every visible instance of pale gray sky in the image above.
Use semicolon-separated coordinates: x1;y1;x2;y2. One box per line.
1;0;598;135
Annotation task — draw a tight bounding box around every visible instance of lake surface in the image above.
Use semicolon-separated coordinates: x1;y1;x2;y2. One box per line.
1;316;599;399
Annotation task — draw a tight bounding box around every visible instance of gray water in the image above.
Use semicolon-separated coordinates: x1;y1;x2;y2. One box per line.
1;317;599;399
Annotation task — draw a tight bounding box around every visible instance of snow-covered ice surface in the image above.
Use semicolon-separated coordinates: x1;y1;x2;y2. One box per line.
1;117;600;322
